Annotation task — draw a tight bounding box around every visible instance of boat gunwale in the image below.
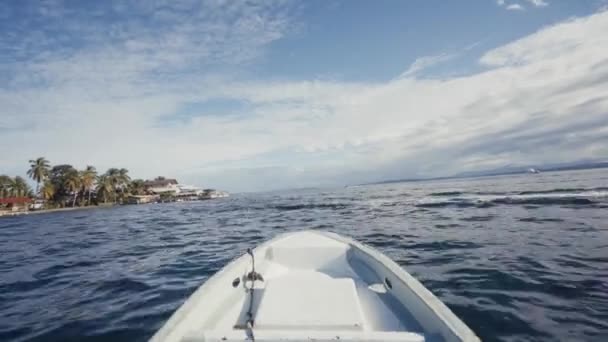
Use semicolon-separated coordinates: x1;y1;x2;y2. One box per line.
325;231;480;342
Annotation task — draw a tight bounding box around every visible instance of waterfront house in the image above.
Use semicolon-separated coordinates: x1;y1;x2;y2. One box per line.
144;178;179;194
0;197;32;216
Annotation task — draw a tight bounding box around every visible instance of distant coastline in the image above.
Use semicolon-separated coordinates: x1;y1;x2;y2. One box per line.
1;157;228;218
0;203;116;217
365;161;608;186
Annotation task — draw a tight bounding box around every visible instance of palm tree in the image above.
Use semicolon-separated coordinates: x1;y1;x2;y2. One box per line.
13;176;30;197
80;166;97;206
8;179;15;197
105;168;120;203
104;168;130;203
41;181;55;207
63;170;81;207
27;157;50;196
0;175;12;198
117;168;131;202
96;175;113;204
129;179;146;195
118;168;131;184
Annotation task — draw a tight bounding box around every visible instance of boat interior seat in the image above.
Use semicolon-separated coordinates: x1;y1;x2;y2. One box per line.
254;271;363;331
185;271;430;342
264;245;349;269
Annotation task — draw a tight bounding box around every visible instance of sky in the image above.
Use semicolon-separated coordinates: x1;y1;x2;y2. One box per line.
1;0;608;192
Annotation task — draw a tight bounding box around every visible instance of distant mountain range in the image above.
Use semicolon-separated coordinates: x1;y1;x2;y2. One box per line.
370;160;608;185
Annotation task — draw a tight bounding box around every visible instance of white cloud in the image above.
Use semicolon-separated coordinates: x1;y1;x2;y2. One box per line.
480;12;608;66
526;0;549;7
397;53;457;78
497;0;548;11
506;4;525;11
1;4;607;191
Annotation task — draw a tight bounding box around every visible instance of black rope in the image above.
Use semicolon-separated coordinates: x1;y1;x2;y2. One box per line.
246;248;256;341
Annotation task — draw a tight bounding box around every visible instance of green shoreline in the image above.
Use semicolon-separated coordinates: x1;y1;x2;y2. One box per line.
0;203;116;218
3;158;228;217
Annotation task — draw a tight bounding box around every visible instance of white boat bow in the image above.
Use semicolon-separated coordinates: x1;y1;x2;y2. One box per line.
151;231;480;342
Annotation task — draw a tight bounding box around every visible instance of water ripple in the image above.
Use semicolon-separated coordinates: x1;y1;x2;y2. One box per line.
1;169;607;341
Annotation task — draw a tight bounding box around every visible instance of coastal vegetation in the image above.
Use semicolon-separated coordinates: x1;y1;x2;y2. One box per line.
0;175;33;198
1;157;147;209
1;158;227;215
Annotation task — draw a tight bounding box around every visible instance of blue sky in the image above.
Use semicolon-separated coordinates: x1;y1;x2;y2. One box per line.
255;0;600;81
1;0;608;191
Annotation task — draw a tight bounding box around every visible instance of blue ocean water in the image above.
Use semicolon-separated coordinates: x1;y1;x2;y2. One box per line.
1;169;607;342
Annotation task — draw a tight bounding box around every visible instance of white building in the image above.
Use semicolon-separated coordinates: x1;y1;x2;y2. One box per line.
144;178;180;194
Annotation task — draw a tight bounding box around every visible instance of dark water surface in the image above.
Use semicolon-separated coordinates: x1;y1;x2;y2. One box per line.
1;169;608;341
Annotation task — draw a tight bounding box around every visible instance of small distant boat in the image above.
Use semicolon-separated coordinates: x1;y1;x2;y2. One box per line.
527;168;540;174
151;231;479;342
200;189;229;199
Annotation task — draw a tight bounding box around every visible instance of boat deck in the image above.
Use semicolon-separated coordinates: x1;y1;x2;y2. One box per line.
151;231;480;342
206;233;426;341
